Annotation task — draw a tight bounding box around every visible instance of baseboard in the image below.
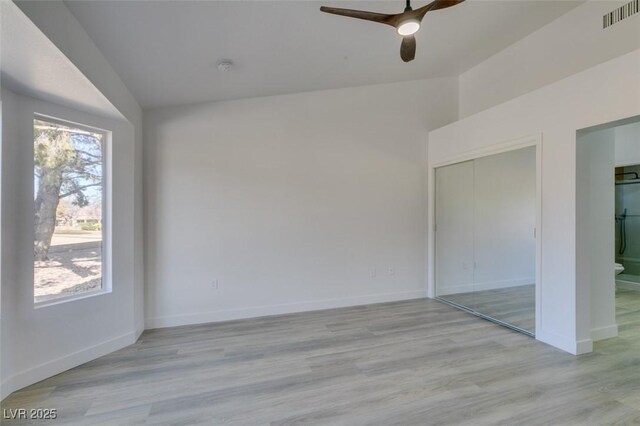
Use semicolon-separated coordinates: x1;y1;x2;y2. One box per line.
437;278;534;296
591;324;618;341
616;279;640;291
146;290;426;329
135;320;145;339
575;338;594;355
1;330;137;401
536;328;592;355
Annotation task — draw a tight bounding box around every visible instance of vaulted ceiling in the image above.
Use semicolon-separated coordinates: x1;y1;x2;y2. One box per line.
65;0;584;109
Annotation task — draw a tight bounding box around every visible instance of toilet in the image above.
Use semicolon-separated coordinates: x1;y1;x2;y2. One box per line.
615;263;625;276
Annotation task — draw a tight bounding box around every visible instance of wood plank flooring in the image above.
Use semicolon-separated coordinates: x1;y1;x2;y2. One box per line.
2;290;640;425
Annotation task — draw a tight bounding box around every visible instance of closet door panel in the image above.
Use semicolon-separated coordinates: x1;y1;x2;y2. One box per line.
435;161;475;297
472;146;536;332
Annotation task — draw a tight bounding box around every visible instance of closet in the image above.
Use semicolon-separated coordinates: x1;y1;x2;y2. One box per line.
435;146;537;335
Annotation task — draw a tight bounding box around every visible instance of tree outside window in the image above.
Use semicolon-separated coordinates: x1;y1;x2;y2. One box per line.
33;118;105;303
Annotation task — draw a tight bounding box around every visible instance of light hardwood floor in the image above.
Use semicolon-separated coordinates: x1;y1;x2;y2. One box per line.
2;290;640;425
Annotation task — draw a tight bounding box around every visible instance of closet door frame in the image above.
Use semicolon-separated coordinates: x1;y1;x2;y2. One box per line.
427;133;542;336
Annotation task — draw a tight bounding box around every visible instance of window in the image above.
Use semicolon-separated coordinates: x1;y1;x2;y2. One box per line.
33;117;107;304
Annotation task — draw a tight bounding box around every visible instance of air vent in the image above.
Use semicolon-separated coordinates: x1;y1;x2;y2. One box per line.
603;0;639;29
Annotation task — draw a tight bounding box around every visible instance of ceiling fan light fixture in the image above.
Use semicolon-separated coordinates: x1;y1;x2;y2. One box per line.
319;0;466;62
396;19;420;36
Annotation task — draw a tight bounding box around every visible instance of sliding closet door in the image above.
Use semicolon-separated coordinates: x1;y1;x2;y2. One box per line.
434;146;536;335
472;147;536;333
435;161;475;300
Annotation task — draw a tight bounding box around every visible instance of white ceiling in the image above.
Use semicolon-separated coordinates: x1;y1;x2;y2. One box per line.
65;0;583;109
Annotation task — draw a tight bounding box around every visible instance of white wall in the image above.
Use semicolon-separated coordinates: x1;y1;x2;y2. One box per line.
1;88;138;398
459;1;640;118
615;122;640;167
428;49;640;355
144;78;458;328
14;0;145;336
1;0;144;399
576;127;617;342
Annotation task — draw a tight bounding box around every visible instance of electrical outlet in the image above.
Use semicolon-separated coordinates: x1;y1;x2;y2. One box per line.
211;279;219;290
370;269;376;279
388;266;395;276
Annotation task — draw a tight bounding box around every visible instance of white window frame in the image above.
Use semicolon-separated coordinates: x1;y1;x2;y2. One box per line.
33;113;113;308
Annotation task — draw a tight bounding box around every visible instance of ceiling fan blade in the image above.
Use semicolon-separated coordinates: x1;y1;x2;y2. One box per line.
428;0;466;11
411;0;465;21
319;6;397;27
400;36;416;62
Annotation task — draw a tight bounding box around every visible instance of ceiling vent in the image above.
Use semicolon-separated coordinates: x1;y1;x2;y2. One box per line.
603;0;638;29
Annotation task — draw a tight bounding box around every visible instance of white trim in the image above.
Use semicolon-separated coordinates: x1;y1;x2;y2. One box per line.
0;331;136;401
103;128;113;296
536;329;592;355
135;321;145;340
0;98;3;402
535;135;543;338
146;291;426;329
616;279;640;291
33;113;111;134
34;288;111;309
575;339;594;355
591;324;618;341
430;134;541;169
32;114;113;307
427;157;436;298
427;134;543;343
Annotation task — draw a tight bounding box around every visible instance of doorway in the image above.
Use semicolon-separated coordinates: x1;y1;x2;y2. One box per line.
616;164;640;288
576;116;640;344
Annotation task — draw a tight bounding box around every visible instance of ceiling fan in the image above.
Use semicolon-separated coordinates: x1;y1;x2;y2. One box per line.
320;0;465;62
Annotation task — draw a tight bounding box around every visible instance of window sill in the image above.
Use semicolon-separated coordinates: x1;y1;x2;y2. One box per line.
34;288;112;309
